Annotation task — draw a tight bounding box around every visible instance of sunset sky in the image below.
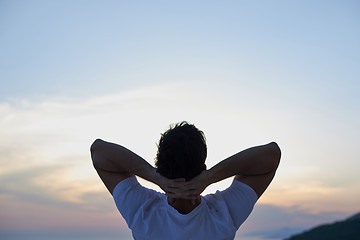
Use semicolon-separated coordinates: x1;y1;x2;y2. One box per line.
1;1;359;240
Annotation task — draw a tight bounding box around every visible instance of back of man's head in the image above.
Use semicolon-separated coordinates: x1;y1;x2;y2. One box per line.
155;121;207;181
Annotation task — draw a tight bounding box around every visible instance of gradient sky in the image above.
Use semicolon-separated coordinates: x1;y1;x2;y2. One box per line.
1;1;359;240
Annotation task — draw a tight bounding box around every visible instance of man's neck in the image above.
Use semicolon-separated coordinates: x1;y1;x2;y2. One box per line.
168;197;201;215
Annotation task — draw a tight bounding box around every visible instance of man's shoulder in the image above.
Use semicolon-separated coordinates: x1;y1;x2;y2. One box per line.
113;176;138;195
113;176;164;201
203;179;257;203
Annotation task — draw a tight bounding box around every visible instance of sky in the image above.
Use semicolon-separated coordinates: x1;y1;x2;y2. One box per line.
1;1;359;240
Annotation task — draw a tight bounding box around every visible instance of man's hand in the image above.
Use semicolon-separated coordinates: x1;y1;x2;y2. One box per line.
154;172;189;202
159;170;211;203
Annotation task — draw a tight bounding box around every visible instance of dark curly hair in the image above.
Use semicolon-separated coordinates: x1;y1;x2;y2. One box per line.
155;121;207;181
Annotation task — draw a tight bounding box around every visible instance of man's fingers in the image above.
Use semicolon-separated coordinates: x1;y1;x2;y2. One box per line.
166;186;196;194
172;178;186;182
162;178;199;197
165;189;199;199
169;180;193;187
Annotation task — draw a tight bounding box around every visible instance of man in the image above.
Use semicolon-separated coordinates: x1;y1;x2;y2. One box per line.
91;121;281;240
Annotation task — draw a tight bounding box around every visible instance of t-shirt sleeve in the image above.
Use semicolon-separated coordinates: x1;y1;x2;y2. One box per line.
219;179;258;228
112;176;158;228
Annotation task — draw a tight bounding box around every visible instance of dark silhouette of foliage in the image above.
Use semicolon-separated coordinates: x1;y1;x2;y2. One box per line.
285;213;360;240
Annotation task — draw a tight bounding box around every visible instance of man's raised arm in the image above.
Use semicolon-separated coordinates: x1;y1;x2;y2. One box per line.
90;139;185;195
210;142;281;198
174;142;281;200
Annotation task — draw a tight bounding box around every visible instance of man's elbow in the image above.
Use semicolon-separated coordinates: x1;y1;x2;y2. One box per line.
270;142;281;165
90;139;104;167
91;139;103;152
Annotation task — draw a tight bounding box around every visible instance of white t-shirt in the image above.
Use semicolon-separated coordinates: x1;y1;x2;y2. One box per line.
113;176;258;240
